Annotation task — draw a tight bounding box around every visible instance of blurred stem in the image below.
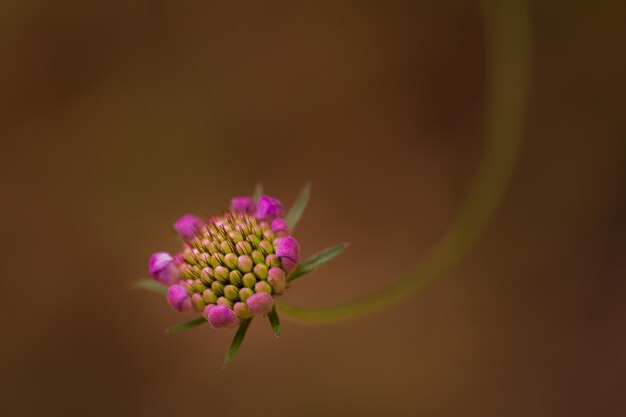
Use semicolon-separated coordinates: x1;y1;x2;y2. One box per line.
277;0;531;322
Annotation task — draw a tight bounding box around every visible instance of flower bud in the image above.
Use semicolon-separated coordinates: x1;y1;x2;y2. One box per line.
214;266;230;283
217;296;234;309
166;285;193;312
191;293;206;310
210;253;224;268
256;196;284;221
200;267;214;284
220;240;235;254
258;240;273;255
254;263;268;280
230;196;255;214
242;273;257;288
191;280;207;293
149;252;180;285
223;253;238;269
229;270;243;286
234;302;254;318
267;267;286;295
173;214;204;241
211;281;224;296
246;234;261;247
276;236;300;273
265;254;281;268
251;250;265;265
254;281;272;294
246;292;274;315
206;305;239;329
271;218;289;236
224;284;240;301
237;255;253;273
202;289;218;304
235;240;253;256
238;287;254;302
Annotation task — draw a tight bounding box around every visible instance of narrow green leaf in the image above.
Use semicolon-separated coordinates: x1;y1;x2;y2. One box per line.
288;243;348;282
132;279;168;295
224;318;253;368
268;306;281;336
252;183;264;202
166;317;207;334
285;183;311;231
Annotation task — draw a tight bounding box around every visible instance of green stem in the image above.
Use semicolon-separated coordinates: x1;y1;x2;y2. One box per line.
277;0;531;323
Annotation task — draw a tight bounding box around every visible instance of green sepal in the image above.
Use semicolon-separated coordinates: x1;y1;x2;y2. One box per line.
285;183;311;231
268;306;281;337
166;317;207;334
224;318;253;368
132;279;168;295
287;243;348;282
252;183;264;202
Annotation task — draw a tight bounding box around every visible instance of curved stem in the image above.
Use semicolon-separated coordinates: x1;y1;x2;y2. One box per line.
278;0;531;322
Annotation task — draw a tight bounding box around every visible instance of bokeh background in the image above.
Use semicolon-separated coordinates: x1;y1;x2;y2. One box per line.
1;1;625;416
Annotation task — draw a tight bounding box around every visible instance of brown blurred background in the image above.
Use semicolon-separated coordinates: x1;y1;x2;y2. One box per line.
1;1;625;416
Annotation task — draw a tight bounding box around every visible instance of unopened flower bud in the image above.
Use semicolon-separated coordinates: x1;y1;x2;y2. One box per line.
251;250;265;265
276;236;300;273
206;305;239;329
224;284;240;301
271;218;290;236
234;302;254;318
267;267;286;295
265;254;281;268
149;252;180;285
200;267;214;284
242;273;257;288
210;253;224;268
246;292;274;315
191;293;206;310
258;240;273;256
235;240;253;256
230;196;255;214
229;270;243;286
256;196;284;221
263;230;275;242
174;214;204;241
220;240;235;254
254;263;268;280
223;253;238;269
214;266;230;283
237;255;253;273
191;280;207;293
211;281;224;296
254;281;272;294
217;296;234;309
167;285;193;312
202;289;218;304
246;234;261;246
238;287;254;302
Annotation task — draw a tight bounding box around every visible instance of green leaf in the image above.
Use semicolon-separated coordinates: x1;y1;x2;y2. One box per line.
252;183;264;202
268;306;281;336
285;183;311;231
288;243;348;282
166;317;207;334
132;279;168;295
224;318;253;368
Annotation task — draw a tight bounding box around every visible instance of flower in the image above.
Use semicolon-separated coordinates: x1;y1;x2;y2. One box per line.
149;193;300;330
230;197;255;214
148;252;180;284
256;195;284;221
173;214;204;241
167;285;193;312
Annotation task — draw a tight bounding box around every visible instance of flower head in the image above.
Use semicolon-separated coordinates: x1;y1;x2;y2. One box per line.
149;194;300;329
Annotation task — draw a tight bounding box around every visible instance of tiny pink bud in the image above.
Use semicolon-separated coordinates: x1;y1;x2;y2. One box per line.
173;214;204;241
149;252;180;284
206;305;239;329
267;267;286;295
256;196;284;221
271;218;289;236
246;292;274;315
275;236;300;273
166;284;193;312
230;196;255;214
